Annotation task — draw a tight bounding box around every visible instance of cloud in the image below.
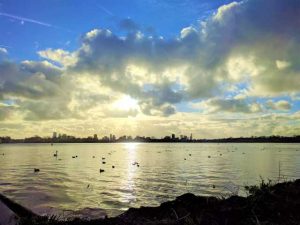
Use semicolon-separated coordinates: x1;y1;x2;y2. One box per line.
198;98;263;114
203;0;300;96
0;103;16;120
0;61;65;100
1;0;300;138
70;0;300;103
102;108;138;118
276;60;291;70
266;100;292;111
140;101;177;117
38;49;77;67
0;47;8;55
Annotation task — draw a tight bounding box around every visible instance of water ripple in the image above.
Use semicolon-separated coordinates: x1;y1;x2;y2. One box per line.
0;142;299;217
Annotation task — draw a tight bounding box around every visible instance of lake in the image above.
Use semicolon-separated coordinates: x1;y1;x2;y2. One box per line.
0;143;299;217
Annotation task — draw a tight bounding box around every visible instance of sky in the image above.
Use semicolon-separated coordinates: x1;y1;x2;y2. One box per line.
0;0;300;139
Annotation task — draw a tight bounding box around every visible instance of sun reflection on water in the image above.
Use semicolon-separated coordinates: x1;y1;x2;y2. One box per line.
118;142;140;206
123;142;140;152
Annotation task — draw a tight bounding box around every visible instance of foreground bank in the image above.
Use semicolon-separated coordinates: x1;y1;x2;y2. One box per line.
1;179;300;225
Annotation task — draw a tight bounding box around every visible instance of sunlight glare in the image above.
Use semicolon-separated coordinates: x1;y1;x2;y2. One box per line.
114;95;139;111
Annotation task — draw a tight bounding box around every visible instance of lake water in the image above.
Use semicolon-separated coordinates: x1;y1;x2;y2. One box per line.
0;143;300;217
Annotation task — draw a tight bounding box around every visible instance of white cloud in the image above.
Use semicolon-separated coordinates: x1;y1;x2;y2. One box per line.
1;0;300;138
266;100;292;111
0;47;8;55
38;49;77;67
276;60;291;70
213;1;240;22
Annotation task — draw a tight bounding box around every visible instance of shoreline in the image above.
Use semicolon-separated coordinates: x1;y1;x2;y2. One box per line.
2;141;300;144
2;135;300;144
1;179;300;225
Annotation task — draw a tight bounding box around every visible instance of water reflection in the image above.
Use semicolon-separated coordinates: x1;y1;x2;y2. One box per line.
0;143;299;217
120;143;139;207
123;142;140;152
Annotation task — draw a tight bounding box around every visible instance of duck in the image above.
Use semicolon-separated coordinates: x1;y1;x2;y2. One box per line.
99;169;105;173
53;151;58;157
34;168;40;172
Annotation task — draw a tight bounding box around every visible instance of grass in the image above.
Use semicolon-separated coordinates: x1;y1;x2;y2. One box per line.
245;178;274;196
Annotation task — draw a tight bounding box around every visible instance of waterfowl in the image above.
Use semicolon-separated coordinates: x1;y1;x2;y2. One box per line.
53;151;58;157
34;168;40;172
99;169;105;173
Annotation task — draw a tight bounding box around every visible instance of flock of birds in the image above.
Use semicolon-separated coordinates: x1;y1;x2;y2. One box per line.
0;145;297;174
32;149;134;174
30;147;246;173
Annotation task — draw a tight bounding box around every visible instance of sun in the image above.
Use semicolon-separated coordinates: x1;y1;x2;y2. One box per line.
114;95;139;110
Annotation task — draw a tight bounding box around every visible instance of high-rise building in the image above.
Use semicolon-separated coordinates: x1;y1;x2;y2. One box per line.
171;134;175;140
52;132;57;139
190;133;193;141
94;134;98;140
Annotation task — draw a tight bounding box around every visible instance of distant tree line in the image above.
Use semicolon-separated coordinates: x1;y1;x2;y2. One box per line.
200;135;300;143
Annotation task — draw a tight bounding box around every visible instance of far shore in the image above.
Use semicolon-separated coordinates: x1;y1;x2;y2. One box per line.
1;135;300;144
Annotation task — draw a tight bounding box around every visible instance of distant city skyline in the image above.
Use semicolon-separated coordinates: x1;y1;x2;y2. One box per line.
1;132;300;144
47;132;192;142
0;0;300;138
